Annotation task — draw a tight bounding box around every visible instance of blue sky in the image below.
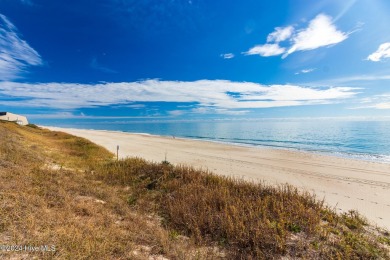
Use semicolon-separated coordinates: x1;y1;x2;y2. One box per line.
1;0;390;123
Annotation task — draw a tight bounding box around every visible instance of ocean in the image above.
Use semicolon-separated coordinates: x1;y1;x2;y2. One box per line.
39;118;390;163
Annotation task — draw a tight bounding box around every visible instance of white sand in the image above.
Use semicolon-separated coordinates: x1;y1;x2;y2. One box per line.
44;126;390;229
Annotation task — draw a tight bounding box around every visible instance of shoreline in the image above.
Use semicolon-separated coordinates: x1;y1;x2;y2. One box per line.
39;124;390;165
42;126;390;229
172;135;390;165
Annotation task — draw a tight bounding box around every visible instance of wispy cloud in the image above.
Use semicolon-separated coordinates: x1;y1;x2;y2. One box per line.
220;53;234;59
352;94;390;109
243;26;293;57
191;107;250;115
367;43;390;62
168;110;186;116
334;0;357;22
0;80;359;114
267;26;294;43
0;14;42;80
308;73;390;86
295;68;316;75
244;14;348;58
243;44;285;57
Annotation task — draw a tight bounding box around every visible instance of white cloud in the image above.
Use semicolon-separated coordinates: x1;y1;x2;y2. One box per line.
0;80;358;112
301;68;315;73
221;53;234;59
372;103;390;109
295;68;316;75
283;14;348;58
245;14;348;58
122;104;146;109
334;0;357;22
236;85;356;102
367;43;390;62
308;73;390;86
191;107;250;115
0;14;42;80
267;26;294;43
26;112;164;119
168;110;185;116
352;94;390;109
243;44;285;57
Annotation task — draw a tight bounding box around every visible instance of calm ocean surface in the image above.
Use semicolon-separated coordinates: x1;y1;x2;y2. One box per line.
41;119;390;163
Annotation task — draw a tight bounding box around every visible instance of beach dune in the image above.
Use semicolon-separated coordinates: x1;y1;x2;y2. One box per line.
45;126;390;229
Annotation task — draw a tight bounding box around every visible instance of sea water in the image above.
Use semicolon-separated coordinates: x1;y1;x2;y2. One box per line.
39;118;390;163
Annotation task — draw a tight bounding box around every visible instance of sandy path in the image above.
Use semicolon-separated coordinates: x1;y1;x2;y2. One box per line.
44;126;390;229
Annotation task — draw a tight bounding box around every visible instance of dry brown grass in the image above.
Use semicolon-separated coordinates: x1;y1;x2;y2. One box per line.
95;159;390;259
0;122;214;259
1;121;389;259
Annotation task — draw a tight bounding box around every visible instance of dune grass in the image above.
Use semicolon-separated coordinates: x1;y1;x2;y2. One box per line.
0;121;389;259
95;158;390;259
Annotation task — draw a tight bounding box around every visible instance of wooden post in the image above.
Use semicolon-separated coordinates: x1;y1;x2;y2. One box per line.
116;145;119;161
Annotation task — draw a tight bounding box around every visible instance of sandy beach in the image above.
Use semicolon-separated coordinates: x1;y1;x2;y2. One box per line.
44;126;390;229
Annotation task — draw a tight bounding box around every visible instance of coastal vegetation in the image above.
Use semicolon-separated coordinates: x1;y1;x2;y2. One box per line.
0;121;389;259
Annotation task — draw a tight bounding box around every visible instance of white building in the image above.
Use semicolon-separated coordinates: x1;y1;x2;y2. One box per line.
0;112;29;126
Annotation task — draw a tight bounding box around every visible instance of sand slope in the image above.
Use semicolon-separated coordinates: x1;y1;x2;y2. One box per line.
44;126;390;229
